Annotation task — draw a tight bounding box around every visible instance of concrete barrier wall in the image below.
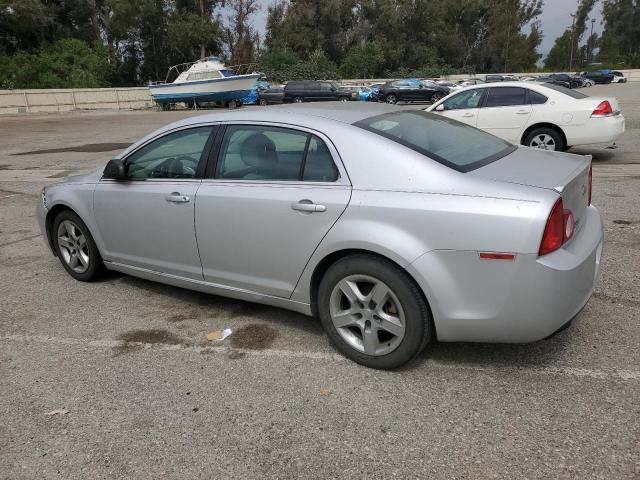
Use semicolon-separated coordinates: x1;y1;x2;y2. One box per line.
1;69;638;115
0;87;153;115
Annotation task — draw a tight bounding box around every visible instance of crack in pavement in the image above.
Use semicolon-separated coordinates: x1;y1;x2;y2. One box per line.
0;234;42;248
2;333;639;381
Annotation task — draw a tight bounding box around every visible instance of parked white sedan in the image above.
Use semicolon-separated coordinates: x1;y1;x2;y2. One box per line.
427;82;625;151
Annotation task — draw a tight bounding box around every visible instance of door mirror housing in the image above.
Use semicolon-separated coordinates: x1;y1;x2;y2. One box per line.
103;158;127;180
435;104;445;112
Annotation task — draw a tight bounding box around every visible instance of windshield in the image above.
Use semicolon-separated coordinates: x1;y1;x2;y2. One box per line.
354;111;516;172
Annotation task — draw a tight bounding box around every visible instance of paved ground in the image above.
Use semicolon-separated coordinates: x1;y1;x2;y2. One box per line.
1;83;639;479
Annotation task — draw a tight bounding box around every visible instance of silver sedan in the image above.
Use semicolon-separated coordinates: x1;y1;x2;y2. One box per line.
37;103;603;369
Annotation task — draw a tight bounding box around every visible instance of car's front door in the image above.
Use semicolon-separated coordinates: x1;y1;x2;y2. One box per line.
476;87;532;143
195;124;351;298
435;88;484;127
94;126;216;279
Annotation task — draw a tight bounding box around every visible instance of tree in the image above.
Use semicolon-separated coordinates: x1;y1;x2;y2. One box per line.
598;0;640;67
222;0;260;66
545;0;597;70
339;41;384;78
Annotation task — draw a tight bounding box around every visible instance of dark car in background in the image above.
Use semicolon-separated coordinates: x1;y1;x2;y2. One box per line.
580;70;614;84
534;75;572;89
282;81;351;103
257;87;285;106
376;79;449;104
485;74;518;83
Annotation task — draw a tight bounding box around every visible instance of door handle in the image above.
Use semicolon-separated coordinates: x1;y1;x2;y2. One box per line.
291;200;326;213
165;192;190;203
462;112;475;117
516;109;530;114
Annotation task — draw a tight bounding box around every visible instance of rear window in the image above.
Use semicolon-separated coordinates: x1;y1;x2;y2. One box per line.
540;83;587;99
354;111;516;173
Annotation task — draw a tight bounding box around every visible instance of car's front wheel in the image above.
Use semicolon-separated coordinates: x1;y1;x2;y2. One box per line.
318;254;432;369
431;92;445;103
293;96;304;103
52;210;105;282
524;127;564;152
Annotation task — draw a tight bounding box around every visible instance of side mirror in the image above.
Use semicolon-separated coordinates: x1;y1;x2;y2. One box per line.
103;158;127;180
435;104;445;112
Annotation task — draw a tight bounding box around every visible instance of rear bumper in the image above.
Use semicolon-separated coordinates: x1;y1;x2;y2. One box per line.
566;114;625;145
407;206;604;343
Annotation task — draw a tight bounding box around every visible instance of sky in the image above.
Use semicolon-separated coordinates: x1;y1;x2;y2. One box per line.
247;0;604;59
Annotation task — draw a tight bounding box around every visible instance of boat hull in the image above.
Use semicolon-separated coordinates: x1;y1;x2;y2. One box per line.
149;74;260;104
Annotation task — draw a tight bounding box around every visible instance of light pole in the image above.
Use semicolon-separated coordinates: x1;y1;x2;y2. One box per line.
588;18;596;64
569;13;576;71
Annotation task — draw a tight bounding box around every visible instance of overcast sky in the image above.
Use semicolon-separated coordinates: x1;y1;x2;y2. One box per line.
247;0;604;59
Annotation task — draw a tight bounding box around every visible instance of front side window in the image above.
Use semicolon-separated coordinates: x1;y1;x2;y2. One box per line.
215;126;338;182
354;111;515;173
442;89;483;110
126;127;212;179
485;87;526;107
320;82;335;92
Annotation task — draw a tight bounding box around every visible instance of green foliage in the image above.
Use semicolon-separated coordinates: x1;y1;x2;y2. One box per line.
545;0;598;70
0;39;112;89
598;0;640;67
259;48;340;82
340;42;385;78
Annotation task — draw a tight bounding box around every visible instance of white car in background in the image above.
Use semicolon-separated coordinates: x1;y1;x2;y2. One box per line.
427;82;625;151
611;71;627;83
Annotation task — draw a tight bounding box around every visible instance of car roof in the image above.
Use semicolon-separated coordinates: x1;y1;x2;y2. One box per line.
118;103;405;157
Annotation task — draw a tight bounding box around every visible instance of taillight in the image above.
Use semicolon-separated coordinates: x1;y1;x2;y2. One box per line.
591;100;613;117
588;164;592;205
539;198;575;256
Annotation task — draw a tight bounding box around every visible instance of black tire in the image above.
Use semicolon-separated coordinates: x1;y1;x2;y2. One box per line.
339;96;350;102
52;210;106;282
227;100;238;109
317;254;432;369
259;98;268;106
523;127;565;152
385;94;397;104
293;96;304;103
431;92;445;103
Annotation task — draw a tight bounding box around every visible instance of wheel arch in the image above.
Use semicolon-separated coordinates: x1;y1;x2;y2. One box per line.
45;203;97;257
308;249;434;331
520;122;567;149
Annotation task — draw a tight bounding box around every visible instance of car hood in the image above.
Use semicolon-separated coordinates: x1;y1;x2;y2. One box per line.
469;146;590;192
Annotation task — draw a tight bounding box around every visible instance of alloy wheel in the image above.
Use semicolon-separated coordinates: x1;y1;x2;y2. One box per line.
385;95;397;104
529;134;556;150
57;220;90;273
329;274;406;356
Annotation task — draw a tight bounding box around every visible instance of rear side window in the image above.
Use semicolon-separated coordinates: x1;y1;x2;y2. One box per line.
354;111;515;173
215;126;337;182
485;87;526;107
528;90;548;104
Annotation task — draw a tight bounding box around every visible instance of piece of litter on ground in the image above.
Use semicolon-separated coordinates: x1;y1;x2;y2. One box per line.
206;328;232;342
319;388;331;396
45;409;68;416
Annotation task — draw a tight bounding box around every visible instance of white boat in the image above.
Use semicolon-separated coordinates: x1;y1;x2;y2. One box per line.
149;56;260;107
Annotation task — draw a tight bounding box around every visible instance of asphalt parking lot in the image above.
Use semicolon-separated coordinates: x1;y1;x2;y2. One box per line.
1;83;639;479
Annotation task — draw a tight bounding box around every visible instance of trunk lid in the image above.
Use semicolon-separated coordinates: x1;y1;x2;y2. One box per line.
470;146;591;231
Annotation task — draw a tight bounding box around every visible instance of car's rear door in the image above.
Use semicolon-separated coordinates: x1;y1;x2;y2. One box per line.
194;124;351;298
94;125;217;279
476;86;532;143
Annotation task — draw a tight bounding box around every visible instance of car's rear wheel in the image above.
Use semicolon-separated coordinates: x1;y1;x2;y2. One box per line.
293;96;304;103
385;94;397;104
524;127;564;152
259;98;268;106
52;210;105;282
318;254;432;369
339;96;349;102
